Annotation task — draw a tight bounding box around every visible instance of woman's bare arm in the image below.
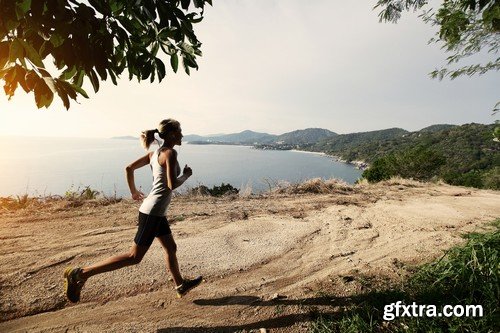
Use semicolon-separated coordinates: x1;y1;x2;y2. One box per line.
125;152;152;200
165;150;192;190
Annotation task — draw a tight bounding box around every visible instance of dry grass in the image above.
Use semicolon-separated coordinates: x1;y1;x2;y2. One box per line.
272;178;354;195
0;191;121;213
377;176;427;187
0;195;45;211
0;177;432;213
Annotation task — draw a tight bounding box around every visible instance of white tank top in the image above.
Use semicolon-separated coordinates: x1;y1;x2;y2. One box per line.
139;148;179;216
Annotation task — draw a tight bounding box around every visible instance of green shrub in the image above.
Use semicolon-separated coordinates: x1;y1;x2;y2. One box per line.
481;167;500;190
189;183;239;197
208;183;239;196
362;157;395;182
65;185;100;200
442;170;484;188
363;147;445;183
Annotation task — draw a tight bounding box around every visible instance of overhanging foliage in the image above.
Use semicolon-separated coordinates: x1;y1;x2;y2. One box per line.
375;0;499;80
0;0;211;109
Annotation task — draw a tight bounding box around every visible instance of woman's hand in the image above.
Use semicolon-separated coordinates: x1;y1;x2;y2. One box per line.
131;190;145;201
183;164;193;178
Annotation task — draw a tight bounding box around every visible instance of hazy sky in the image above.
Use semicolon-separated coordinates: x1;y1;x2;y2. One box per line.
0;1;498;138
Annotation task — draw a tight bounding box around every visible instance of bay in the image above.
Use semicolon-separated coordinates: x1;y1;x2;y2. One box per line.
0;137;362;197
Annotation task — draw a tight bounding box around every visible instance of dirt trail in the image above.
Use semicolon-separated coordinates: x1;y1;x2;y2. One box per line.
0;180;499;332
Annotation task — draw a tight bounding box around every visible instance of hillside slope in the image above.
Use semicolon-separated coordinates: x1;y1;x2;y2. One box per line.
1;181;499;332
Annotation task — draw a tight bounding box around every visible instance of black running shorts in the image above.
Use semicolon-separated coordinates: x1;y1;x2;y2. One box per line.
134;212;172;247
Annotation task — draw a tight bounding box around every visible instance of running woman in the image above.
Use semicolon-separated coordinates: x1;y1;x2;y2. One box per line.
64;119;202;302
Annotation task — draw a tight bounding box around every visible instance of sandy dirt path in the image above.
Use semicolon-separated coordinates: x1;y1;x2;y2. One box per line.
0;180;499;332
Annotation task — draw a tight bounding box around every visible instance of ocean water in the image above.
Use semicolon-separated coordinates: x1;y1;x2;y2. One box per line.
0;137;362;197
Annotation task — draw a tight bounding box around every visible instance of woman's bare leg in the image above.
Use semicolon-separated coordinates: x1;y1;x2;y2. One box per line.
157;234;183;286
79;244;149;280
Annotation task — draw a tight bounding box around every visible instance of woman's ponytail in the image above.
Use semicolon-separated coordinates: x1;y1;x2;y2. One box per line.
141;119;180;150
140;129;158;150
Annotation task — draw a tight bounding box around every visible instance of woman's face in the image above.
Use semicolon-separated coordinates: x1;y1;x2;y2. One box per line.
173;127;183;145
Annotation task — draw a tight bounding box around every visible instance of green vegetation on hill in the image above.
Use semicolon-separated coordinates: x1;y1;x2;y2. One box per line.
276;128;337;145
186;130;276;145
418;124;457;133
310;128;409;161
187;128;336;146
361;124;499;190
186;123;498;190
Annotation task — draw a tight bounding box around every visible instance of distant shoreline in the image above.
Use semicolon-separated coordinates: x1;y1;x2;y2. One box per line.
290;149;369;170
289;149;326;156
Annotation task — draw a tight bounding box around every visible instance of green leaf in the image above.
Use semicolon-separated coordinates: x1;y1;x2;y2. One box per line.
151;42;159;57
9;39;24;63
39;41;49;59
181;0;191;10
156;58;166;82
109;0;125;14
60;66;77;81
140;62;152;80
5;20;20;32
190;15;204;24
41;91;54;108
88;0;111;16
18;40;44;67
150;63;156;83
57;80;77;100
170;53;178;73
160;41;176;55
158;27;176;40
69;83;89;99
88;69;100;93
183;58;191;75
179;42;195;55
49;34;65;48
18;56;27;69
183;54;198;69
15;0;31;19
73;70;85;87
109;69;117;85
193;0;204;8
17;0;32;13
95;63;108;81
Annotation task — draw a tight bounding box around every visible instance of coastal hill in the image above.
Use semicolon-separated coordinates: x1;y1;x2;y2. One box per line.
418;124;457;133
312;127;409;159
1;180;499;331
112;124;498;190
184;128;336;145
185;130;277;144
275;128;337;145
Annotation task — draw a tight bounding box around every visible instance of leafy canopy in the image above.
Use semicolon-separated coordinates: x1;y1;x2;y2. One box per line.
375;0;499;80
0;0;211;109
